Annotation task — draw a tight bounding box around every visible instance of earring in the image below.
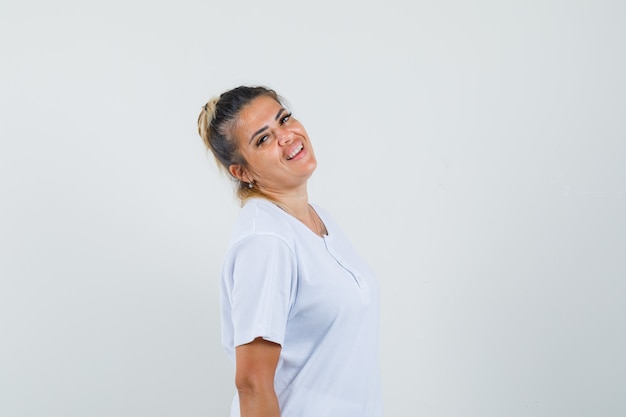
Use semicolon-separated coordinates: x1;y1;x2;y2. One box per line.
248;181;254;189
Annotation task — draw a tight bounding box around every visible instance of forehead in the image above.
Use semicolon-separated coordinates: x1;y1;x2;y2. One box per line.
239;95;281;124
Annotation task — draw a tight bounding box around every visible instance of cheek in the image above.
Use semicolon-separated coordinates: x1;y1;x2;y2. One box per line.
297;125;310;140
244;149;275;173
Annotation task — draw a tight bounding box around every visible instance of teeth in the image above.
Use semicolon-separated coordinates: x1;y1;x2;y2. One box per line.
287;144;303;160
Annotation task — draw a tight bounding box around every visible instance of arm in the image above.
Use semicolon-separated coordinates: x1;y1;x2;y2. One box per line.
235;337;281;417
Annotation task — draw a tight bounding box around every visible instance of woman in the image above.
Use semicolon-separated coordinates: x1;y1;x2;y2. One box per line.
197;86;382;417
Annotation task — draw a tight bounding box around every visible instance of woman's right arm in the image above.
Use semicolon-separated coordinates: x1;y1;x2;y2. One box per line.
235;337;282;417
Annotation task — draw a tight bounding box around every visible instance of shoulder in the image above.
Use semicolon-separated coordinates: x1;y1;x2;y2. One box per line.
228;198;296;249
223;199;298;272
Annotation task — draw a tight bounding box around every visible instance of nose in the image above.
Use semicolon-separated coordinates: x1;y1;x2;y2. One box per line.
277;128;293;146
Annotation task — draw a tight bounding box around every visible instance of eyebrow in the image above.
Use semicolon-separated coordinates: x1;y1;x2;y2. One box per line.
274;108;286;121
248;108;287;144
249;126;268;144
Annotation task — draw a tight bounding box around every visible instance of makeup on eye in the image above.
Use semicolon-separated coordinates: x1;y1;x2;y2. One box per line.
280;112;292;125
253;112;294;147
256;134;269;147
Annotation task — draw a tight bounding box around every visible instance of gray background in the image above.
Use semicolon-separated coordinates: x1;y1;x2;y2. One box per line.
1;0;625;416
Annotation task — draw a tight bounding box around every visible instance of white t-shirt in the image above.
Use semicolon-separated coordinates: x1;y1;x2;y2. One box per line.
220;198;382;417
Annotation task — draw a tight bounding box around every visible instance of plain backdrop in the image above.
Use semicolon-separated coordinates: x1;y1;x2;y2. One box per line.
1;1;625;416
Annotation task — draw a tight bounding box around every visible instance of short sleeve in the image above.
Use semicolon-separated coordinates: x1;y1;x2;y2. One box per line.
222;234;297;348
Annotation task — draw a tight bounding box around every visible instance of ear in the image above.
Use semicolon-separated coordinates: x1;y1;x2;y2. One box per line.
229;164;252;184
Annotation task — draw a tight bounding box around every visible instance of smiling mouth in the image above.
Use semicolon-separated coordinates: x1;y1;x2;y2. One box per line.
286;144;304;160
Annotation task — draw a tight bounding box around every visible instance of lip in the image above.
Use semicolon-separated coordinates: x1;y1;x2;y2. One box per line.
286;142;305;160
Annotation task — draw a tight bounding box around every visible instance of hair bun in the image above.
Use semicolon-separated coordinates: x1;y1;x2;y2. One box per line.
203;96;220;122
198;96;220;139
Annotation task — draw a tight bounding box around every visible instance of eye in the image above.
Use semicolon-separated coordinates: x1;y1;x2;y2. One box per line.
256;134;269;147
280;113;292;125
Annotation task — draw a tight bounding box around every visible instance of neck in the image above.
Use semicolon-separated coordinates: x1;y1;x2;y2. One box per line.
267;193;310;219
260;186;326;237
260;184;310;219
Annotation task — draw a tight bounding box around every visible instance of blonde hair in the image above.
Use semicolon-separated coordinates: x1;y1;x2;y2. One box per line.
197;86;282;204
